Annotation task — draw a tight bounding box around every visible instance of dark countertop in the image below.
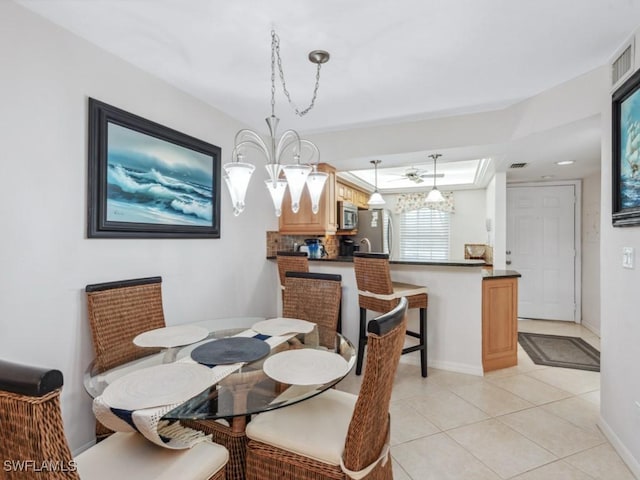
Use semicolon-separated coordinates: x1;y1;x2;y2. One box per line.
267;256;486;267
482;269;522;279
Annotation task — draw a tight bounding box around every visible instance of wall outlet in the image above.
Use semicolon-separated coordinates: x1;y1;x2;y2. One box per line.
623;247;635;269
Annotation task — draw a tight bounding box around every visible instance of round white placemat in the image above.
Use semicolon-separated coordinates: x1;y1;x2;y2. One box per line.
133;325;209;348
251;317;315;336
263;349;349;385
102;363;213;410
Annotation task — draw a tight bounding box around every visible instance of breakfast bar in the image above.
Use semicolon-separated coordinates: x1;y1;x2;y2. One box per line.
271;256;519;376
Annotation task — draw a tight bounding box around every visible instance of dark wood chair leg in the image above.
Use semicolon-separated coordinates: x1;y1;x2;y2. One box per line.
337;288;343;334
356;307;367;375
420;307;428;377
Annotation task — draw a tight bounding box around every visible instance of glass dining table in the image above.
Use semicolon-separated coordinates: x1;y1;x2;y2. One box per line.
84;317;356;434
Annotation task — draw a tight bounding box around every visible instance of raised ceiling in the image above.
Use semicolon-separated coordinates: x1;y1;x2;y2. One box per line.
15;0;640;183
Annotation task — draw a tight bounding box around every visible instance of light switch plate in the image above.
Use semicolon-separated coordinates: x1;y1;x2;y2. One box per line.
623;247;634;269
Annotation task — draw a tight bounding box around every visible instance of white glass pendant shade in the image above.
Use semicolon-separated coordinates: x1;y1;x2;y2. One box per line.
368;191;386;207
306;171;328;214
223;174;240;216
282;164;312;213
265;179;288;217
223;162;255;215
426;187;444;203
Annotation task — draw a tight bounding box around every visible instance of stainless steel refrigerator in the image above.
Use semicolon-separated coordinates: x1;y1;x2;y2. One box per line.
354;209;393;254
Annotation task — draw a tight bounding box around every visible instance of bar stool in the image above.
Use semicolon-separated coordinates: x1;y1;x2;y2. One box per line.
353;252;428;377
276;251;309;299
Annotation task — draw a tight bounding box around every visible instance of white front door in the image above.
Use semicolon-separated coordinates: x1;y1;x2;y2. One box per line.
507;185;576;321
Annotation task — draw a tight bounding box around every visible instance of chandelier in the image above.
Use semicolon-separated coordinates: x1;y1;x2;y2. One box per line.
224;31;330;217
426;154;445;202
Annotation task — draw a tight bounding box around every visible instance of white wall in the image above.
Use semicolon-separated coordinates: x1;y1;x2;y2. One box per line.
490;173;507;269
450;189;488;259
598;26;640;476
582;171;601;334
0;2;277;452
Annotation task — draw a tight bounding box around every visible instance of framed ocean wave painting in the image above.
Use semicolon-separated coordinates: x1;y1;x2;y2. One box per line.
88;98;221;238
613;69;640;227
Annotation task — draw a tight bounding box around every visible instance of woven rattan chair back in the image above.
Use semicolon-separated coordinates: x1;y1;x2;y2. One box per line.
353;253;397;313
276;251;309;287
283;272;342;348
342;297;407;475
0;360;79;480
86;277;165;373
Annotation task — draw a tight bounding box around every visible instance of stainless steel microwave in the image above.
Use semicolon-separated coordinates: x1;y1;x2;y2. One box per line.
338;201;358;230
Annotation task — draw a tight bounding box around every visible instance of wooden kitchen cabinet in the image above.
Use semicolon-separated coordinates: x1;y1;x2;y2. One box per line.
336;180;370;209
278;163;337;235
482;275;518;372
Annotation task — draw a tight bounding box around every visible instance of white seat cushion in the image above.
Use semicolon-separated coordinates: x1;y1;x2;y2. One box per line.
75;432;228;480
246;389;357;465
392;282;428;297
358;282;427;301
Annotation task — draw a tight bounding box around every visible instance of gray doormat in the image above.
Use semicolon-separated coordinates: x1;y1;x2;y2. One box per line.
518;332;600;372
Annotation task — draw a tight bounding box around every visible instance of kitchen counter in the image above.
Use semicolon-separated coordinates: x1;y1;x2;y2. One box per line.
270;255;501;376
270;253;521;375
482;269;521;279
268;255;486;267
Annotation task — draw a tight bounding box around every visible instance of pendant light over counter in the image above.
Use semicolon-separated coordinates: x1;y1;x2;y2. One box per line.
426;153;444;203
368;159;386;207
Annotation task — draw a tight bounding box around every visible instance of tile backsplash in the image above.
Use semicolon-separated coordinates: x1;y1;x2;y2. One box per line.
266;232;339;258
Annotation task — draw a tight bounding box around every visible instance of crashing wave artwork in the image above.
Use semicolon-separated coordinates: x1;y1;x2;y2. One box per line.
106;123;213;226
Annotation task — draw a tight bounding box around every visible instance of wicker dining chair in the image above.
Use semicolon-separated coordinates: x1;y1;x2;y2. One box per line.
353;252;429;377
283;271;342;348
85;276;246;480
0;359;228;480
276;251;309;302
244;297;408;480
85;276;167;441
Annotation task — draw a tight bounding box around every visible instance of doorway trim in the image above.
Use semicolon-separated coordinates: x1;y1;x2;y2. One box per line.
507;180;582;323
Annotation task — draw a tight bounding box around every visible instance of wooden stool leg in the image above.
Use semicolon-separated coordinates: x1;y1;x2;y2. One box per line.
420;307;428;377
356;307;367;375
337;288;343;334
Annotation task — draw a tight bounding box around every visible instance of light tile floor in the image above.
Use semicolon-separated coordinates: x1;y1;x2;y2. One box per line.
336;319;637;480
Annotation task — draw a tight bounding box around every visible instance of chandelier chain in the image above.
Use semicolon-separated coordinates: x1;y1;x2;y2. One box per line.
271;30;322;117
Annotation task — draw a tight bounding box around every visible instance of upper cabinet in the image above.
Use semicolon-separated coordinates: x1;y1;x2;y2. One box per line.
336;180;370;209
279;163;337;235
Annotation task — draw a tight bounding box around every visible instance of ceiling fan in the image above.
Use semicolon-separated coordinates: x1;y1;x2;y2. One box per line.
392;167;444;184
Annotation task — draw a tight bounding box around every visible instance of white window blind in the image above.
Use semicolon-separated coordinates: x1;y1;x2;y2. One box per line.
399;208;450;260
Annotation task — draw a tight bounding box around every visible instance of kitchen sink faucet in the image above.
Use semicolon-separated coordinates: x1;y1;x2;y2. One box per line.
359;238;372;253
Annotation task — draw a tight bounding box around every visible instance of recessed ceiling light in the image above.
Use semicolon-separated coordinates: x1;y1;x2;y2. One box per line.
541;175;554;179
555;160;575;166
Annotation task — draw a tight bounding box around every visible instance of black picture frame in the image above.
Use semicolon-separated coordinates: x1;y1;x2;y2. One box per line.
612;69;640;227
88;98;221;238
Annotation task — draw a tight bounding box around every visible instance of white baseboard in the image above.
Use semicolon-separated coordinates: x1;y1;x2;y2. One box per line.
427;359;484;377
72;439;96;457
598;415;640;479
582;320;601;337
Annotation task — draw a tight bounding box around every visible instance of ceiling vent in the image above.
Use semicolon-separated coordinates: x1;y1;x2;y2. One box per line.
611;40;635;88
509;162;527;169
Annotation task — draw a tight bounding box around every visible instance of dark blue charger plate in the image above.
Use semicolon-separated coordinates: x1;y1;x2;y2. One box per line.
190;337;270;366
